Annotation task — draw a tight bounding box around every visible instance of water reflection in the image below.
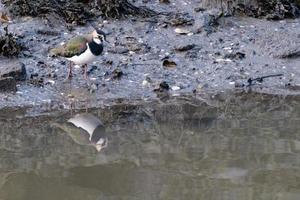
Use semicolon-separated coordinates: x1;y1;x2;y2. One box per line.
66;113;108;152
1;93;300;199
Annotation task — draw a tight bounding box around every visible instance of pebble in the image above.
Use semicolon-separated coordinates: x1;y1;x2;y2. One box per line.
171;86;181;91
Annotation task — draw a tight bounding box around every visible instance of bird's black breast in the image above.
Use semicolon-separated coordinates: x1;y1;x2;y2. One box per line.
88;41;103;56
91;125;106;144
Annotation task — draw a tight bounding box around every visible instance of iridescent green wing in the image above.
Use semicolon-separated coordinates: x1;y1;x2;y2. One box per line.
63;36;89;58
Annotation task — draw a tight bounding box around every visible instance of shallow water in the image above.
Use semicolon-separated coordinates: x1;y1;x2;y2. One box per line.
1;93;300;200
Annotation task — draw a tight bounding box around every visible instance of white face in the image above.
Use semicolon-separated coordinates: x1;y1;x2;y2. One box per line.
93;37;102;44
94;137;108;152
92;30;105;44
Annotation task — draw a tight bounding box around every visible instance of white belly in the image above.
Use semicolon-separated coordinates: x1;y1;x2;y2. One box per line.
67;45;97;65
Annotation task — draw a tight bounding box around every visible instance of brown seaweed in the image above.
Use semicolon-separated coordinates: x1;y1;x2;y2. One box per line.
0;26;21;57
1;0;157;24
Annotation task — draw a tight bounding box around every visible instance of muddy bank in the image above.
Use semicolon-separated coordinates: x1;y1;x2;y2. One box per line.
0;0;300;111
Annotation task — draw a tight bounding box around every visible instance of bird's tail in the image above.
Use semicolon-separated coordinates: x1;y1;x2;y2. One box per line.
49;46;64;57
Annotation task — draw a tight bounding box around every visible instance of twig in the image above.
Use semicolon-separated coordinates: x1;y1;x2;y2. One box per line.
247;73;283;87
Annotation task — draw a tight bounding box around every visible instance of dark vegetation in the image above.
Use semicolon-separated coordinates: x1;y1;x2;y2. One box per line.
1;0;156;24
203;0;300;19
0;26;21;57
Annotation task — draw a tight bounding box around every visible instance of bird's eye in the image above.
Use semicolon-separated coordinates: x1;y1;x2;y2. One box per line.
98;35;105;41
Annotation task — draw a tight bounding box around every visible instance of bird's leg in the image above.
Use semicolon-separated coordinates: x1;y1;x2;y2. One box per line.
70;100;75;116
84;64;88;80
67;62;73;79
85;100;88;113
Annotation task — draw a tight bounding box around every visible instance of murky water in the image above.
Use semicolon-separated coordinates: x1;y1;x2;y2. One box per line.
1;93;300;200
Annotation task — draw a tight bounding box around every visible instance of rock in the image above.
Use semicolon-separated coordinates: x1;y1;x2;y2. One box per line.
174;44;196;52
202;12;223;34
154;81;170;92
0;77;16;92
0;59;26;81
224;52;246;60
162;59;177;68
160;81;170;90
159;0;170;3
194;7;206;12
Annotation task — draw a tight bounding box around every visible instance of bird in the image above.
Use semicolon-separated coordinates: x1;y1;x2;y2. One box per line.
50;29;106;79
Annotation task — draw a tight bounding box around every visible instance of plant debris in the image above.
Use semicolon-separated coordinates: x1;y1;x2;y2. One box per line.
1;0;157;24
235;74;284;87
0;11;10;23
99;0;157;19
202;0;300;20
0;26;21;57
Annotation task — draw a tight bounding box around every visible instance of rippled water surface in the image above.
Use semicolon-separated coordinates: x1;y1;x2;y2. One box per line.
1;93;300;200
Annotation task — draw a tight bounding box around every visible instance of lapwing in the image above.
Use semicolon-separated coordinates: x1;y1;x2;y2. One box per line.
50;29;106;79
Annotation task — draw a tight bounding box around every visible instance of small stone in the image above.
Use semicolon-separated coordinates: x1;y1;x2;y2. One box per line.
142;80;149;86
162;59;177;68
171;86;180;91
160;81;169;90
194;7;206;12
89;83;98;93
224;52;246;60
159;0;170;3
174;28;191;35
174;44;196;52
154;81;170;92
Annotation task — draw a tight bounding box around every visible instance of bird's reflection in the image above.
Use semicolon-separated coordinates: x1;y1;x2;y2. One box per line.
56;82;108;152
53;112;108;152
68;113;108;152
